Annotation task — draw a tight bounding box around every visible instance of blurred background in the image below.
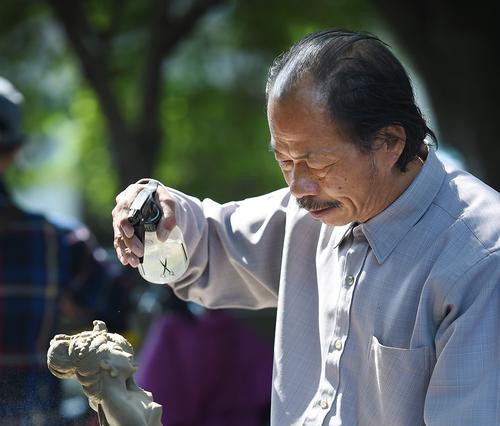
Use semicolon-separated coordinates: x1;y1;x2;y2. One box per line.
3;0;499;240
0;0;498;424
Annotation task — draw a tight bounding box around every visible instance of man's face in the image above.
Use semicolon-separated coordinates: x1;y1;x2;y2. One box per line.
267;86;400;226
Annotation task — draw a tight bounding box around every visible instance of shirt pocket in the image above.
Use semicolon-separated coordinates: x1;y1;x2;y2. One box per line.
358;335;431;426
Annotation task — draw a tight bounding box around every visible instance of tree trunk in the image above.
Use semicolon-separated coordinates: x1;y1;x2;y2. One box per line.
372;0;500;189
108;123;162;191
46;0;224;191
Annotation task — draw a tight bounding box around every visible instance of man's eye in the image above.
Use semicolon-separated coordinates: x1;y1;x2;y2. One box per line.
309;161;334;172
310;163;329;171
278;160;293;171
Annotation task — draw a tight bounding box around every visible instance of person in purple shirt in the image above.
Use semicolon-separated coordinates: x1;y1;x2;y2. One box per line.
135;287;273;426
112;30;500;425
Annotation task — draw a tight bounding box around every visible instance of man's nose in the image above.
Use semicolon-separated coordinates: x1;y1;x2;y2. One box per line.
289;163;319;198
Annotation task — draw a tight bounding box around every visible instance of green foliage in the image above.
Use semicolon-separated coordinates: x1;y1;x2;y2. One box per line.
154;0;383;201
72;89;118;219
0;0;383;240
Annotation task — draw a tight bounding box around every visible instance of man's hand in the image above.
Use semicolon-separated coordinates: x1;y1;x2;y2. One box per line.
112;180;177;267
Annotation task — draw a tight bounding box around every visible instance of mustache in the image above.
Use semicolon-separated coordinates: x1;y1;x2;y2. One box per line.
296;196;342;211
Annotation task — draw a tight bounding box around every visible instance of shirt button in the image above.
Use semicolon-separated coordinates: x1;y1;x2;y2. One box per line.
334;339;343;351
319;399;329;409
345;275;355;286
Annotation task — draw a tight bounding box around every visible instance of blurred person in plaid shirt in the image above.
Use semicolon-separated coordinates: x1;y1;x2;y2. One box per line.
0;76;131;425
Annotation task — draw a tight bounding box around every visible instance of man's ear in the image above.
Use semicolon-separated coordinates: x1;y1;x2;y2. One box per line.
376;125;406;167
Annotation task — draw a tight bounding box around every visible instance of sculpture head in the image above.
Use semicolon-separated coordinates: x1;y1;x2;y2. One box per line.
47;320;137;410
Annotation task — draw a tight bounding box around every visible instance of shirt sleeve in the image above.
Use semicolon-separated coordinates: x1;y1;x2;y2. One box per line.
425;249;500;425
167;187;291;309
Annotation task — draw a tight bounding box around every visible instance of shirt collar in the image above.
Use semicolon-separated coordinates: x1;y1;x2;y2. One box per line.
359;146;446;263
331;223;354;248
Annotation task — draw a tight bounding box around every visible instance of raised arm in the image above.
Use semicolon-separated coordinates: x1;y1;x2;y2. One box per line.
112;179;291;309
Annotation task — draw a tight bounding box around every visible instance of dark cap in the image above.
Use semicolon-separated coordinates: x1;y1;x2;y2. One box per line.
0;76;24;148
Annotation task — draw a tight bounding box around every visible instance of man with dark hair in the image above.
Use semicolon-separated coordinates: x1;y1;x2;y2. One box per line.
0;76;130;425
112;30;500;425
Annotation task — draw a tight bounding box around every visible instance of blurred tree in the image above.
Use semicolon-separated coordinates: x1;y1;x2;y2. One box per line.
46;0;224;190
15;1;498;238
372;0;500;188
0;0;379;242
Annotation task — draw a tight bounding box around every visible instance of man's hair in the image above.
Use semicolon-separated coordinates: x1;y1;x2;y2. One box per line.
266;29;436;172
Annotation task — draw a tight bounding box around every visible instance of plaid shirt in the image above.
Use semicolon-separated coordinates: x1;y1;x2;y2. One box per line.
0;179;129;424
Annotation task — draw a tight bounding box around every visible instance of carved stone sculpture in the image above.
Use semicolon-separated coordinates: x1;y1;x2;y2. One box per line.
47;320;163;426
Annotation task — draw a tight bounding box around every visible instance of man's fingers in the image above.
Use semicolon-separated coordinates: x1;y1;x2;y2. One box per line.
112;183;148;260
113;219;144;257
113;235;132;265
119;216;135;239
113;234;142;267
112;180;178;264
